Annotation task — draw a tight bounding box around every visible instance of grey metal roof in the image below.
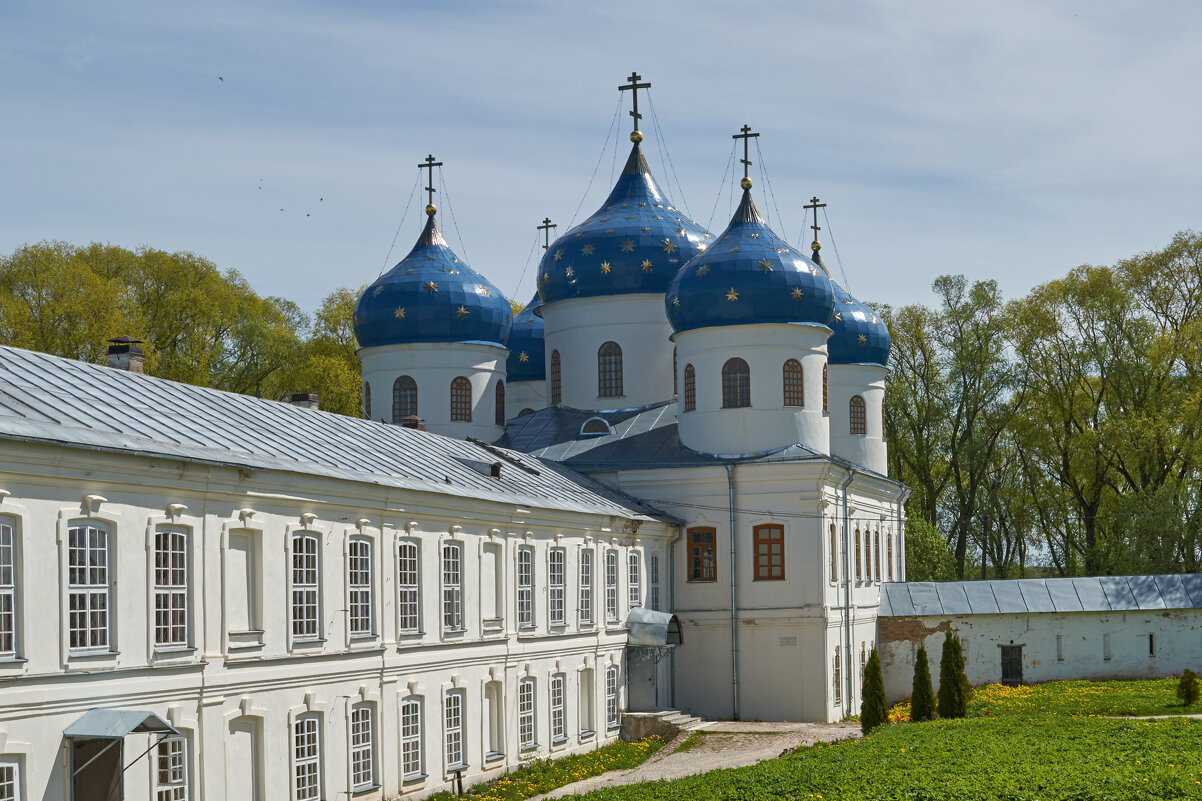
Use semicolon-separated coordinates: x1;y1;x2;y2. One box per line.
0;346;664;521
880;575;1202;616
497;401;832;472
64;709;179;739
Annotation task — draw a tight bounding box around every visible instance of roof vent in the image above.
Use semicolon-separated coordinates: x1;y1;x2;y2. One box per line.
580;417;613;437
489;461;502;480
398;415;425;431
288;393;319;410
106;336;145;374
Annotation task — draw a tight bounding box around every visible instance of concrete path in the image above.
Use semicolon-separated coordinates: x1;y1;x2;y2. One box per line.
529;721;861;800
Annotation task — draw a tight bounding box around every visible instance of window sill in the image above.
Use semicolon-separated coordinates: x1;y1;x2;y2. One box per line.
686;579;716;584
447;763;469;774
484;751;505;763
552;736;569;746
290;638;327;650
68;649;120;660
349;633;378;642
520;744;540;754
606;724;621;732
351;783;381;796
153;645;197;655
579;729;596;740
402;773;428;785
0;656;28;668
227;639;265;653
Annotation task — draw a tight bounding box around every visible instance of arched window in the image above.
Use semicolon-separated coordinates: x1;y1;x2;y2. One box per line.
598;341;623;397
829;523;838;584
850;395;866;435
783;359;804;406
854;527;862;581
822;364;829;412
392;375;417;422
494;380;506;426
721;358;751;408
673;347;678;397
550;350;562;405
518;408;535;417
683;364;696;412
450;377;472;422
363;381;371;419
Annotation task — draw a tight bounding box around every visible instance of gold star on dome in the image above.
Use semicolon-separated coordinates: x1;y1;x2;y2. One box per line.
541;272;549;282
405;268;416;275
871;315;879;324
731;247;742;253
641;259;653;271
620;239;635;252
833;312;843;321
600;261;612;274
696;265;711;276
704;233;713;239
601;217;611;222
757;259;773;272
641;227;651;234
843;299;854;304
582;243;595;256
673;297;681;307
625;215;636;220
661;239;676;253
605;229;615;236
697;244;707;251
456;306;469;318
424;281;438;293
621;204;629;209
858;334;868;344
477;286;491;296
677;228;685;235
554;249;563;262
574;232;584;239
638;202;647;207
565;265;575;277
749;233;760;239
653;215;663;220
726;287;740;301
373;285;384;296
518;351;529;362
792;287;804;300
394;307;406;319
427;256;435;261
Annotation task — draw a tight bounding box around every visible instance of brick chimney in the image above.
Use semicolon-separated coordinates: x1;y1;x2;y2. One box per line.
289;393;320;410
106;336;145;374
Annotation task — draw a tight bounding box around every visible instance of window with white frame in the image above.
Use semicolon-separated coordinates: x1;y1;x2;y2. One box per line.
397;540;420;634
649;554;660;611
293;716;321;801
156;736;188;801
348;539;373;637
0;760;17;801
350;704;374;790
519;678;536;749
628;551;641;607
605;550;618;622
0;518;16;656
605;665;619;728
401;697;423;778
549;548;566;626
67;522;110;650
445;690;465;769
517;546;534;628
579;668;595;735
551;673;566;742
291;533;320;640
578;549;593;625
154;528;188;647
442;542;463;631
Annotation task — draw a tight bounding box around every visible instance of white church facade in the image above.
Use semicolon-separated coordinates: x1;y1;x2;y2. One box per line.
0;76;908;800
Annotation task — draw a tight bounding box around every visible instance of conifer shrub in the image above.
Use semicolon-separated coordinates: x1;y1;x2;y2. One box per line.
937;633;970;719
1178;669;1200;706
911;644;936;721
861;650;888;734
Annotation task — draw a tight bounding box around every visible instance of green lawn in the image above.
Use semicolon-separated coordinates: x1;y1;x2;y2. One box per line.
563;679;1202;800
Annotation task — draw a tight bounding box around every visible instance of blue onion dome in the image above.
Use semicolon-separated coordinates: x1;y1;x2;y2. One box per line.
826;276;891;367
354;214;512;348
666;190;836;334
506;293;545;381
536;144;713;304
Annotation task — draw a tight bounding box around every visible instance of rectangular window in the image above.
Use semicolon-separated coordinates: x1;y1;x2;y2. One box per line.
442;542;463;631
549;548;566;626
519;678;536;749
605;666;619;728
517;546;534;628
854;529;863;582
154;528;188;647
649;554;660;611
628;551;641;607
873;530;881;582
605;550;619;622
578;550;593;624
833;647;842;704
445;690;465;769
829;524;838;584
293;717;321;801
1149;633;1156;657
687;528;716;582
1103;632;1112;661
0;762;17;801
292;533;320;640
68;523;110;650
227;531;259;637
865;530;873;582
350;705;374;790
348;539;373;637
156;736;188;801
1056;634;1065;662
485;682;504;756
753;524;785;581
401;698;423;778
397;541;420;634
0;519;16;655
887;533;894;581
551;673;566;742
580;669;595;735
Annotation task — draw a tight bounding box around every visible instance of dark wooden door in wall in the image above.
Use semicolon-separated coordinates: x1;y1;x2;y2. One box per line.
1001;644;1023;686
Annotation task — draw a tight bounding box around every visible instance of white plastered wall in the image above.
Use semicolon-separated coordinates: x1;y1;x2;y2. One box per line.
505;379;546;422
827;363;887;474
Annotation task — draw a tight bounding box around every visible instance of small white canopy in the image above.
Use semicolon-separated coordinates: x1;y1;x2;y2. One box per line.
64;709;179;740
626;607;683;647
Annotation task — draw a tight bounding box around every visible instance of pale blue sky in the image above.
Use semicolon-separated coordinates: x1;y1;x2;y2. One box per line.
2;1;1200;313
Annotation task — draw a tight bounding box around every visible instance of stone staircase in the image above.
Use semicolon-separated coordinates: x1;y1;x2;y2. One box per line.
620;708;710;741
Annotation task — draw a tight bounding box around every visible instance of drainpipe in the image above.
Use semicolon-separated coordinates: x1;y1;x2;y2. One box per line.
840;467;856;713
667;523;683;708
726;463;740;721
896;488;911;581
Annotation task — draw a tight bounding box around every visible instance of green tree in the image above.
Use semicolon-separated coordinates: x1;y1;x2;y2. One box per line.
911;645;935;722
903;520;956;582
1179;669;1200;706
860;650;887;734
274;286;365;417
937;634;970;719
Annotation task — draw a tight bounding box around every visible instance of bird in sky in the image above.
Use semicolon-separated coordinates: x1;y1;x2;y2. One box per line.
218;76;223;82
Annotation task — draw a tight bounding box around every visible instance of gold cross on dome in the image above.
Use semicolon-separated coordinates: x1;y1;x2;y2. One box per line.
732;124;760;181
419;154;443;209
804;196;827;249
537;217;557;249
618;71;651;133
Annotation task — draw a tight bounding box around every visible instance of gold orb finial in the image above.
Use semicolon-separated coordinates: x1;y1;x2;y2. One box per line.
811;240;821;252
630;130;644;143
425;203;437;216
740;176;753;190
